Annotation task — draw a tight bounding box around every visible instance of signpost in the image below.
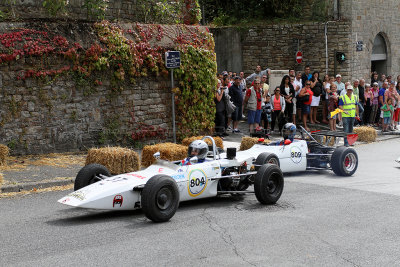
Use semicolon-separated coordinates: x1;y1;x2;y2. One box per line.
356;41;363;51
165;51;181;143
296;51;303;64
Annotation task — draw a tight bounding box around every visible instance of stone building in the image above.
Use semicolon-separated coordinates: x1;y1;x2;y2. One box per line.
212;0;400;82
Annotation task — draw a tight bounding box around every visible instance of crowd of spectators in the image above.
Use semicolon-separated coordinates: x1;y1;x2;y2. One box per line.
214;65;400;137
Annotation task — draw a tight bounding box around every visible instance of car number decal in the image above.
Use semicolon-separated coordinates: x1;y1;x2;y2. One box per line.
187;169;207;197
290;146;302;164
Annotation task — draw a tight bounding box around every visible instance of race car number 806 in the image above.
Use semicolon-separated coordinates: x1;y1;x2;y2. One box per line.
187;169;207;197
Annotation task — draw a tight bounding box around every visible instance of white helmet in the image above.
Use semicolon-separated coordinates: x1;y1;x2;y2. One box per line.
188;140;209;160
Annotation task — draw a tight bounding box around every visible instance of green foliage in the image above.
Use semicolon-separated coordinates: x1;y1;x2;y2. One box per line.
136;0;184;24
42;0;68;17
311;0;328;21
98;114;121;144
202;0;308;25
174;45;217;139
83;0;109;20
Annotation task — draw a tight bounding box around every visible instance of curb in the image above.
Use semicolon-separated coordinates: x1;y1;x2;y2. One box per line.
0;178;75;193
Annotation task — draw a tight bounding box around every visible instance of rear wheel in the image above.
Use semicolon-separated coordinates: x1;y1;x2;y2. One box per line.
331;146;358;176
255;152;280;170
141;175;180;223
254;164;284;204
74;164;111;191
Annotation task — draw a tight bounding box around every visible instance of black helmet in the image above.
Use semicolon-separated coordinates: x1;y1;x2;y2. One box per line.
187;140;209;160
282;123;296;141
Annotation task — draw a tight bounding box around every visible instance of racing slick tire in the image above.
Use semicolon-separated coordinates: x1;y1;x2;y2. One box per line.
74;163;111;191
254;164;284;204
331;146;358;176
141;175;180;223
255;152;280;170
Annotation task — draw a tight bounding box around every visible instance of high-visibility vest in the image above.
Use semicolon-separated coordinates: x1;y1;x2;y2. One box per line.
340;94;357;117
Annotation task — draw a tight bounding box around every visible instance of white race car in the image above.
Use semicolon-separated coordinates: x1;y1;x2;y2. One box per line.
58;136;284;222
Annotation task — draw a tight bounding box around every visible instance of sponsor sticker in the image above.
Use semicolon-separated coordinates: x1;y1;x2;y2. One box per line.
125;173;146;179
290;146;302;164
68;191;85;201
171;174;185;180
113;195;123;207
187;169;207;197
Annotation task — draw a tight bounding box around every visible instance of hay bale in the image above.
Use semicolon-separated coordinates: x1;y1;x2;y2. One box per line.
181;136;224;149
141;143;188;168
86;147;140;175
322;136;336;147
240;137;271;151
354;126;377;143
0;144;9;166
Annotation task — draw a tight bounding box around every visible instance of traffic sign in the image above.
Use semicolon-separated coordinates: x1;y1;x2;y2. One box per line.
165;51;181;68
296;51;303;64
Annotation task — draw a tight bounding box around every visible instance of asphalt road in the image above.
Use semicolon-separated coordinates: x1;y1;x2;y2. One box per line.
1;139;400;266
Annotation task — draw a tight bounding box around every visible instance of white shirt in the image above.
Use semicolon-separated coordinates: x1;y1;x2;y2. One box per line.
293;78;302;96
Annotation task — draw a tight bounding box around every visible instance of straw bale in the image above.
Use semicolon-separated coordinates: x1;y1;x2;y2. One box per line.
181;136;224;149
322;136;336;147
240;137;271;151
354;126;377;143
0;144;9;166
86;147;140;175
141;143;188;167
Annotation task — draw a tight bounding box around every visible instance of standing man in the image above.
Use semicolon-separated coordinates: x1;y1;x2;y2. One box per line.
246;65;270;83
229;76;243;133
339;85;359;146
289;69;295;79
293;71;303;123
244;79;263;133
301;65;312;87
334;74;346;95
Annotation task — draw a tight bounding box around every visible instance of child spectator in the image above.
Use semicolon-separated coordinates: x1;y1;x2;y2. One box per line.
261;94;272;130
328;83;339;131
381;98;394;132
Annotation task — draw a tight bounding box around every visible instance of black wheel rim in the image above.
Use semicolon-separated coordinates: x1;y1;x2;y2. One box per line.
156;187;173;210
266;172;282;196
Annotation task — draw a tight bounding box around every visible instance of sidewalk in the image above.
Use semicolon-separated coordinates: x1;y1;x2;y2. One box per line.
1;121;399;193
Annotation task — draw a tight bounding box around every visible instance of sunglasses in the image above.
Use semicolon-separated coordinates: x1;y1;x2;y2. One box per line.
306;84;311;86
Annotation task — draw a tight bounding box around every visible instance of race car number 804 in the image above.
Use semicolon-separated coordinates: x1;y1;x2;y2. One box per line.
187;169;207;197
290;146;302;164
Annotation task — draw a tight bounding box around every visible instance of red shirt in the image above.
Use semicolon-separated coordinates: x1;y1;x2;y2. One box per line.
304;89;313;105
245;88;262;110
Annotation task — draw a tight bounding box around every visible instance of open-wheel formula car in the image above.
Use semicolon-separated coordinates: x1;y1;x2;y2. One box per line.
58;136;284;222
245;124;358;176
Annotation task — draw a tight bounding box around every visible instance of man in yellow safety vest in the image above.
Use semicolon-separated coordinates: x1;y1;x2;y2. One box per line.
339;85;359;146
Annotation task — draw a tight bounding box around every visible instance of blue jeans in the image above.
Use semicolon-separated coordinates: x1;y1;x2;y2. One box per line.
343;117;355;146
354;103;364;125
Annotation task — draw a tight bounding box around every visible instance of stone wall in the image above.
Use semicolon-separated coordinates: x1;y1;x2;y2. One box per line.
348;0;400;81
0;68;172;155
212;21;352;80
0;22;175;155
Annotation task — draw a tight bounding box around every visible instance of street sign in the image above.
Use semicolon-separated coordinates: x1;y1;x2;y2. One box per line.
165;51;181;68
296;51;303;64
356;41;363;51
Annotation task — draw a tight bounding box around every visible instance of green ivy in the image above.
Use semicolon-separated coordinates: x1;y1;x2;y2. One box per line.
174;45;217;139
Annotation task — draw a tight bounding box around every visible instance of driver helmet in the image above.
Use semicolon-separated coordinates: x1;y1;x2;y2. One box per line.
282;123;297;142
187;140;209;160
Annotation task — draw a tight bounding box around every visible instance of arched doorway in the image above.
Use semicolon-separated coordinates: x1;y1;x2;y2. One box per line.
371;33;388;75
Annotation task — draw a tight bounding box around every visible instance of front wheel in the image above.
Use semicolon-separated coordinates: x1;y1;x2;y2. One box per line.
254;164;284;204
331;146;358;176
74;164;111;191
141;175;180;223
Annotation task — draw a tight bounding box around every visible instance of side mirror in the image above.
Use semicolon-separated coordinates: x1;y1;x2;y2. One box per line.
153;152;161;159
189;156;198;164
